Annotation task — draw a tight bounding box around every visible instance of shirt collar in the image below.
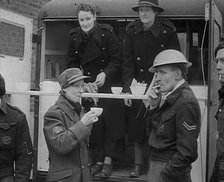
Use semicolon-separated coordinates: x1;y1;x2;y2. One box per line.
162;79;185;99
135;19;161;37
0;98;8;114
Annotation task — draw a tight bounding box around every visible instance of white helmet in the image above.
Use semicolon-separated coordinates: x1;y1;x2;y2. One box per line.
148;49;192;72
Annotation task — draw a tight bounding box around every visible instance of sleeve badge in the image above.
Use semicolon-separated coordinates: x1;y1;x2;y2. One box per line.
53;126;63;134
2;136;11;145
183;121;196;131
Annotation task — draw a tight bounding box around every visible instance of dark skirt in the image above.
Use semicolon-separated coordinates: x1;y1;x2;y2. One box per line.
126;100;148;143
90;98;126;145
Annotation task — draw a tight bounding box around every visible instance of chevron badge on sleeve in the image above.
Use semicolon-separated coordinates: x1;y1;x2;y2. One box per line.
183;121;196;131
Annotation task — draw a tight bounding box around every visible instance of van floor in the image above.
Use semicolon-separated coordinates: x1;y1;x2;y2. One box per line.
93;164;148;182
91;137;150;181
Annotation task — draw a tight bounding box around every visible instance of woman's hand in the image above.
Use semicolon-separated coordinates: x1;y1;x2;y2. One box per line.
95;72;106;88
80;110;99;126
84;82;98;93
84;82;98;105
123;92;132;107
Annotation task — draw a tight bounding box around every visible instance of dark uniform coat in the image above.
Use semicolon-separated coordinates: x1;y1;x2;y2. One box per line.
210;86;224;182
123;19;180;142
0;99;33;182
43;95;92;182
67;22;125;146
146;82;201;182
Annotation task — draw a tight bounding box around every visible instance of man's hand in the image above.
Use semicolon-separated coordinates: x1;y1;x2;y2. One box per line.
144;87;161;109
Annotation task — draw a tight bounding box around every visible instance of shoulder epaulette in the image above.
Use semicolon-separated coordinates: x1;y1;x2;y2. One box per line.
160;19;176;31
126;21;136;30
7;103;24;115
100;24;113;32
69;27;79;35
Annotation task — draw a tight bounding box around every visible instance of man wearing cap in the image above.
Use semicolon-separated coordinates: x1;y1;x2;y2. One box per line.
210;41;224;182
0;74;33;182
43;68;100;182
144;49;201;182
122;0;180;177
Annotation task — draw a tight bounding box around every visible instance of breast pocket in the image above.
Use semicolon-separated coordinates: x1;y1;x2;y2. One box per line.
0;122;16;149
156;112;175;139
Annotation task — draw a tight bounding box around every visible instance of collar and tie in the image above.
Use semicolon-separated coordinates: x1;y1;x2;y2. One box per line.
159;79;185;108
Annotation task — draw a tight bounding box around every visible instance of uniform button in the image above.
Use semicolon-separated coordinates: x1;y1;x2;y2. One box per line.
82;165;85;169
102;33;105;37
163;30;167;34
140;69;144;72
100;69;103;72
161;44;164;47
216;132;219;139
137;57;140;61
102;47;106;50
219;109;222;112
101;60;105;62
75;51;78;54
87;72;90;75
73;38;75;40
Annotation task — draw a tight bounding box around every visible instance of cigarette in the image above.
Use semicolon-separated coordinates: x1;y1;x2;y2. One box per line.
153;85;160;89
153;85;160;93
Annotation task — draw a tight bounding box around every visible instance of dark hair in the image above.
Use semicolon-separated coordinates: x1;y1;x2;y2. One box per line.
169;63;188;80
76;3;95;16
0;74;6;97
215;41;224;57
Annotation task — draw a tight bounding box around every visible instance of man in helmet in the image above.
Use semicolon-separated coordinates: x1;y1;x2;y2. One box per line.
210;41;224;182
0;74;33;182
144;49;201;182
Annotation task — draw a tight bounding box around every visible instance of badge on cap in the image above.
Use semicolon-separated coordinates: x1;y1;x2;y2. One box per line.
2;136;11;145
53;126;63;134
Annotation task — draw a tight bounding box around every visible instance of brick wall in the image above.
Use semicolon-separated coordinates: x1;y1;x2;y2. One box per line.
0;0;51;88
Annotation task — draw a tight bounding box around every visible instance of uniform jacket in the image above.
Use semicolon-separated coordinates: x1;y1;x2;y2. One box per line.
123;19;180;92
209;86;224;182
67;22;125;140
0;99;33;182
67;22;123;93
146;82;201;182
43;95;92;182
216;86;224;154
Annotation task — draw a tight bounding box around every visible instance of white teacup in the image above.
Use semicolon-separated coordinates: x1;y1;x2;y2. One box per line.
90;107;103;116
111;87;122;94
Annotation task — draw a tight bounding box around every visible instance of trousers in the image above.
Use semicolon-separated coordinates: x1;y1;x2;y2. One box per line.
147;160;191;182
0;176;13;182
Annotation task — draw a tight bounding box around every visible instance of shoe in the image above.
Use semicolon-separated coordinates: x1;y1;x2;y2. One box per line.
99;163;112;179
91;163;103;176
129;164;141;178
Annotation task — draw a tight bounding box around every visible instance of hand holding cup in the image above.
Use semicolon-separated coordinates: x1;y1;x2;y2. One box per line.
81;110;100;125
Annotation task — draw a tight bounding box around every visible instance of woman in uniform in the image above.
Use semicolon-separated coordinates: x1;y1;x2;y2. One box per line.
67;3;125;179
122;0;180;177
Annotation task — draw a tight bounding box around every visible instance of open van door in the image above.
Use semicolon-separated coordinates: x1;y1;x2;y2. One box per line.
207;0;223;180
0;8;33;136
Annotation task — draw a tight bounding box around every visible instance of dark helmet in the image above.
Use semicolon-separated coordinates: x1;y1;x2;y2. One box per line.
132;0;164;12
0;74;6;97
